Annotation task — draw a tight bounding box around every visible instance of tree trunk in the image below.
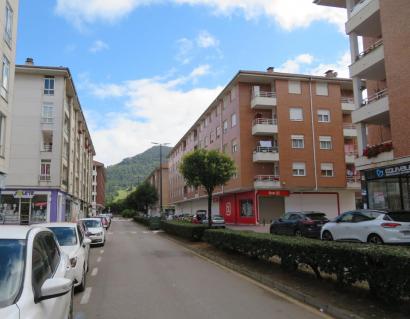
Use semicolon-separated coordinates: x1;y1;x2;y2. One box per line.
207;192;213;228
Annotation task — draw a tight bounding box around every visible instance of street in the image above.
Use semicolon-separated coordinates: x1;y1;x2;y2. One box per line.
74;219;329;319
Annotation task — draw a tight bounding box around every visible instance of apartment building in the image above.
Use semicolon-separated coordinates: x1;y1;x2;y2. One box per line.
315;0;410;211
91;161;106;216
0;0;19;186
169;69;359;224
2;60;95;224
146;163;172;215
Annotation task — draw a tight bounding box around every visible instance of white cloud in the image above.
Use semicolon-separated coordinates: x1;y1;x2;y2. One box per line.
277;53;314;74
89;40;109;53
196;31;219;48
176;38;195;64
308;51;351;78
55;0;346;32
85;67;222;165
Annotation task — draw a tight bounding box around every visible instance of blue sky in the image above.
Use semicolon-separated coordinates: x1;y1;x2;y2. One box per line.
16;0;349;165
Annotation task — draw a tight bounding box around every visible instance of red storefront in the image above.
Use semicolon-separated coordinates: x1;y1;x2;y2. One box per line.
219;190;290;225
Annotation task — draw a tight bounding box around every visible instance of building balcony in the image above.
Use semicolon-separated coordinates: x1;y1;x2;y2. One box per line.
346;176;361;189
345;150;358;164
41;144;53;152
355;147;394;170
346;0;381;37
252;118;278;136
253;147;279;163
313;0;346;8
341;97;355;113
343;124;357;137
350;39;385;80
251;91;277;109
352;89;389;125
254;175;281;189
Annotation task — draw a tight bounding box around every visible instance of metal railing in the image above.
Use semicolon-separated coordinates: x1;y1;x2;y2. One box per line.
41;117;54;124
252;118;278;126
356;38;383;60
39;175;51;182
254;146;278;153
345;149;359;156
42;144;52;152
254;175;280;182
341;97;354;104
252;91;277;98
361;88;388;106
350;0;372;16
343;123;356;130
346;175;361;183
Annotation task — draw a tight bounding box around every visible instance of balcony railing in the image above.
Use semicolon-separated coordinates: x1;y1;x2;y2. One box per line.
42;144;52;152
343;123;356;130
252;118;277;126
39;175;51;182
252;91;276;98
341;97;354;104
254;146;278;153
356;39;383;61
361;88;388;106
350;0;371;16
346;175;361;183
41;117;54;124
254;175;280;182
345;149;358;156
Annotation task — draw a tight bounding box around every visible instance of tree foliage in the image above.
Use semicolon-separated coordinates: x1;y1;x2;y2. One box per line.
125;182;158;213
179;149;236;227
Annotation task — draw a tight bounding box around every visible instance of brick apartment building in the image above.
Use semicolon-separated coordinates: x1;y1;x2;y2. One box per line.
146;164;172;215
91;161;106;216
315;0;410;211
169;69;359;224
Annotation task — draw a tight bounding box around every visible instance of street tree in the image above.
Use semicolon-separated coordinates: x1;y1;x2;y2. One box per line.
125;182;158;214
179;149;236;227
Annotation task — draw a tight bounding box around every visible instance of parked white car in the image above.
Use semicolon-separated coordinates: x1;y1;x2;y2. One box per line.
39;223;91;292
321;210;410;244
81;218;106;246
0;226;73;319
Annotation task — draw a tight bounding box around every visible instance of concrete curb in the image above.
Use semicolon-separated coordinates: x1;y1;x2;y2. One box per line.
162;233;364;319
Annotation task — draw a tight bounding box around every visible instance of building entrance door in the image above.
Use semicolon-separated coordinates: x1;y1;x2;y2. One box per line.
20;200;31;225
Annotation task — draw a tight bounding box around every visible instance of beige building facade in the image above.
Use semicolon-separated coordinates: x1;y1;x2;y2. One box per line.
146;164;172;215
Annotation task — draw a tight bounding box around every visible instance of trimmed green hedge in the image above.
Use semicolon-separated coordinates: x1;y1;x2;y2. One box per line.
121;209;136;218
203;229;410;302
161;221;207;241
133;215;150;226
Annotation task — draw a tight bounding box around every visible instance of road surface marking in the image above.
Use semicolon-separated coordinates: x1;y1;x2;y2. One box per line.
131;231;137;234
165;236;332;319
91;268;98;276
143;231;149;234
80;287;92;305
152;230;164;234
96;256;102;263
100;249;104;254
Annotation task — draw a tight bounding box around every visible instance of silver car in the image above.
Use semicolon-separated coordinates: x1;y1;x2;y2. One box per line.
202;215;226;228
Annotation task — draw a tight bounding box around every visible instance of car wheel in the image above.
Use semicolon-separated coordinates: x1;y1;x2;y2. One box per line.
367;234;384;245
294;229;303;237
77;266;86;292
322;230;333;241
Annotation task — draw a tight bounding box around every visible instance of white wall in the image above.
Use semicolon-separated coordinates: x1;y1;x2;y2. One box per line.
175;197;219;215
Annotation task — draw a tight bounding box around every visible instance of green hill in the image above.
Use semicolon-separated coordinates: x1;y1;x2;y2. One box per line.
106;145;172;202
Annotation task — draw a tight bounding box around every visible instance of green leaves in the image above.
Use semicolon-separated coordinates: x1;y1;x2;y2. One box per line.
126;182;158;213
161;221;208;241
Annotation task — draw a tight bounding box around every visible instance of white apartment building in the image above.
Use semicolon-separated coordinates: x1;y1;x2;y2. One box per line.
2;60;95;224
0;0;19;186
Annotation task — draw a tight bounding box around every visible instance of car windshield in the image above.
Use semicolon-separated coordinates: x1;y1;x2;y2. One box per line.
83;220;101;228
48;227;77;246
386;211;410;222
305;213;327;221
0;239;26;308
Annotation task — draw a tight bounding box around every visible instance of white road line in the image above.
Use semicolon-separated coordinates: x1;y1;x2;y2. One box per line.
96;256;102;263
131;231;137;234
100;249;104;254
152;230;164;234
80;287;92;305
91;267;98;276
143;231;149;234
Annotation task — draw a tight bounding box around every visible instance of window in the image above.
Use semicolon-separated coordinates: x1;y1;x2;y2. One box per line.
320;163;334;177
216;126;221;138
32;237;53;298
0;114;5;157
44;76;55;95
4;3;13;46
223;120;228;133
318;109;330;123
41;233;61;272
41;103;54;123
231;139;238;153
292;162;306;176
1;56;10;100
231;113;237;127
240;200;253;217
319;136;332;150
291;135;304;149
316;82;328;96
40;160;51;181
289;108;303;121
288;80;301;94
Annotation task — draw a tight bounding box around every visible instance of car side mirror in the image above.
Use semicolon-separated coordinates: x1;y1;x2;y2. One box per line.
36;278;72;303
278;218;282;222
83;238;91;247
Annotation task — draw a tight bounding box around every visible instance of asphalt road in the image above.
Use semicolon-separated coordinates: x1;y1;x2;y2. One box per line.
74;219;329;319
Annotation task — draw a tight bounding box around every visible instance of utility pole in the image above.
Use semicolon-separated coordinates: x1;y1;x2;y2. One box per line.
151;142;169;214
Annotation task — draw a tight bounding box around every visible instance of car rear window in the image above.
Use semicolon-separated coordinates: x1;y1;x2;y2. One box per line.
305;213;327;221
386;211;410;222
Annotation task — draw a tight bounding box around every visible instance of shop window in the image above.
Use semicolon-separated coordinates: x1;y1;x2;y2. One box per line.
31;195;48;223
240;199;253;217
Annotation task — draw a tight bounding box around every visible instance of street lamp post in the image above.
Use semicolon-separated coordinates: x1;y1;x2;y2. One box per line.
151;142;169;214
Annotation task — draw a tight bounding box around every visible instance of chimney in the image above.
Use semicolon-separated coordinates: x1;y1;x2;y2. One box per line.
266;67;274;73
25;57;34;65
325;69;337;78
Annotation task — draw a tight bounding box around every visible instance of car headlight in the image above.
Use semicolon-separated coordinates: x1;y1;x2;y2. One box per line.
70;257;78;268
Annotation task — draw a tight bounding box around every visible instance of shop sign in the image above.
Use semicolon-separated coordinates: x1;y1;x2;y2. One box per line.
257;190;290;197
366;163;410;179
225;202;232;216
14;190;34;199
